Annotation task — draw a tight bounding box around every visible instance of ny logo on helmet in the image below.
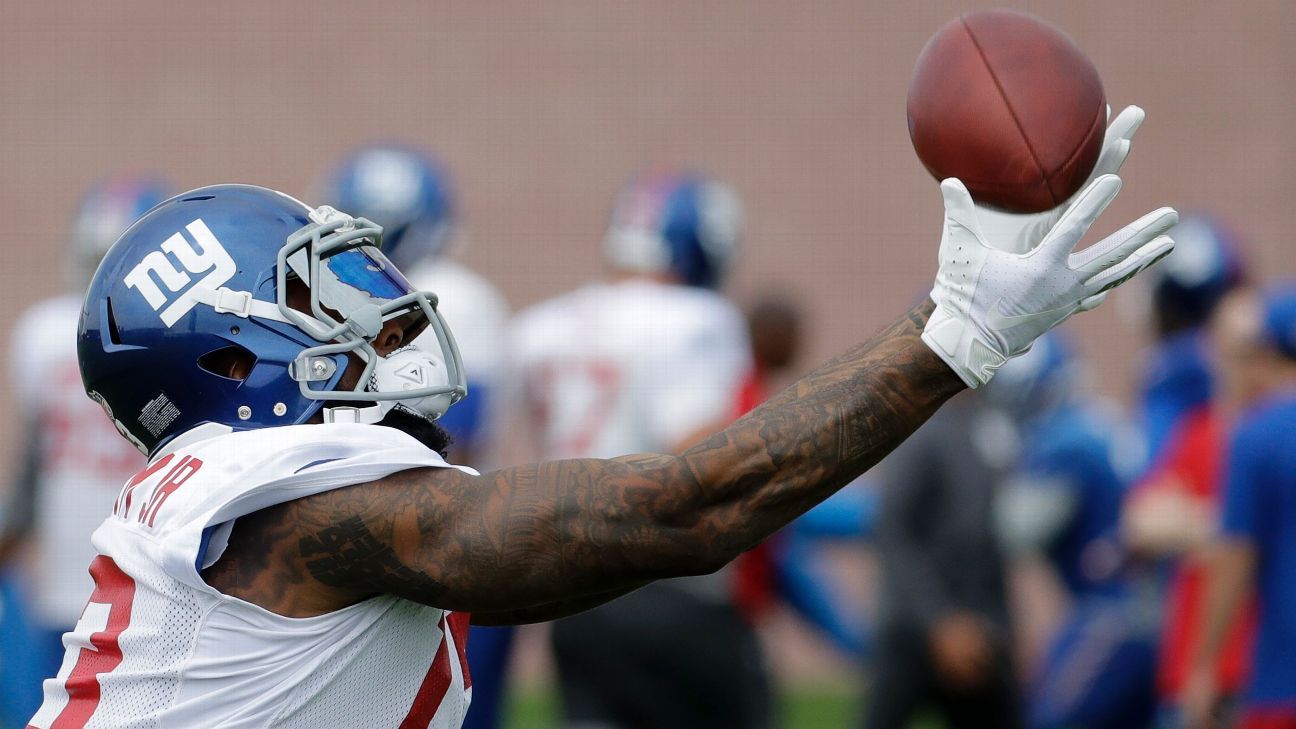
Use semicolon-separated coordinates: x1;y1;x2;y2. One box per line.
123;219;236;327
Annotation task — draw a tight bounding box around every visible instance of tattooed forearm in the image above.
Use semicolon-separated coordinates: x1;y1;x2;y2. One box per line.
676;298;962;557
275;299;963;618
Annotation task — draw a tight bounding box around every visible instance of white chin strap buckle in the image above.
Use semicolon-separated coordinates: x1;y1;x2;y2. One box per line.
322;403;388;425
370;347;456;420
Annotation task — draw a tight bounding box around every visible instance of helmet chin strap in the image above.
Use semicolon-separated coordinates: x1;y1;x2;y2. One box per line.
321;346;457;425
321;401;392;425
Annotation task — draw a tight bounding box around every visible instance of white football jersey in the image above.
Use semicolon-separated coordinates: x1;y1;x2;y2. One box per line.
30;423;476;729
9;293;146;628
508;279;752;460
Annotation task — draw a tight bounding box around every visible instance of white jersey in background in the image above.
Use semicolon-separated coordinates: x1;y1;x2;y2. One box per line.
508;279;752;461
404;259;510;466
30;423;475;729
9;293;145;629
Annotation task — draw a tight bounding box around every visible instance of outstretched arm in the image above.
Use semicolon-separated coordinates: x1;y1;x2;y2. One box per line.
209;161;1176;619
207;301;959;619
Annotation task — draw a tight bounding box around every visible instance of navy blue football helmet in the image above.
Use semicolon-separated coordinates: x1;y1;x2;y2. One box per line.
1150;213;1245;326
603;169;742;289
78;184;465;456
1261;282;1296;360
70;173;171;287
316;144;456;270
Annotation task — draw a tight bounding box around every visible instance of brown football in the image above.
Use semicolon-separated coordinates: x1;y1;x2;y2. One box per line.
907;10;1106;213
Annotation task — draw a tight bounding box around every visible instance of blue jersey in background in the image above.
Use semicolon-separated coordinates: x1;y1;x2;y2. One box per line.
1220;393;1296;711
1012;403;1157;729
1019;404;1136;600
1139;330;1214;466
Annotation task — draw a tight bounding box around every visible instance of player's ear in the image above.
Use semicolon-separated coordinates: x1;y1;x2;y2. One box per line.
198;345;256;382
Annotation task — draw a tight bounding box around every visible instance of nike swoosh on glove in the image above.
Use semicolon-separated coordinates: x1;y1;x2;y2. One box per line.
923;174;1177;388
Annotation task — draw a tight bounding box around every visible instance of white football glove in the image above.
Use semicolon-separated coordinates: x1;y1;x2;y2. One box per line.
977;105;1146;254
923;173;1177;388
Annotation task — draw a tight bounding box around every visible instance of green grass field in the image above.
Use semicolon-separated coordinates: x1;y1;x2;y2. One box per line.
502;686;943;729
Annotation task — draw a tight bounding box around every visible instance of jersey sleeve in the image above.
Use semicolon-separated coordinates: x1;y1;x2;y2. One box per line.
644;299;753;449
144;424;476;592
1220;417;1270;541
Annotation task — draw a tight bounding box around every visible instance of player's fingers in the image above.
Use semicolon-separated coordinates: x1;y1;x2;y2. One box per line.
1091;139;1130;180
940;178;986;243
1089;107;1144;178
1077;291;1108;312
1043;174;1123;256
1083;234;1176;295
1069;207;1178;276
1107;105;1145;144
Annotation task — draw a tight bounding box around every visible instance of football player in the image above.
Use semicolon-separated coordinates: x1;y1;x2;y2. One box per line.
867;368;1021;729
1121;215;1254;726
734;294;870;661
1134;214;1245;463
509;170;772;727
315;146;513;729
1183;285;1296;729
0;175;167;725
992;333;1157;729
32;110;1174;727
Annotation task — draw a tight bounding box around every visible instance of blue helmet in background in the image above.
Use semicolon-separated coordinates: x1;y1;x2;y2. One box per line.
986;331;1079;420
316;144;456;270
78;184;465;456
1150;213;1245;328
1261;283;1296;360
604;169;743;289
71;173;171;288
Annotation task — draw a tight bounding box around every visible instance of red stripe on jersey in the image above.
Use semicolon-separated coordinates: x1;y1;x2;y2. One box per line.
50;556;136;729
399;614;457;729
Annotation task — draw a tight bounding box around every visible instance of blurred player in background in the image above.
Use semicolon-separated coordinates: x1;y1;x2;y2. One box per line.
1122;216;1254;727
508;169;770;729
316;145;511;729
733;294;869;659
0;175;167;725
992;332;1157;729
316;144;510;465
1134;215;1246;464
1182;285;1296;729
866;389;1020;729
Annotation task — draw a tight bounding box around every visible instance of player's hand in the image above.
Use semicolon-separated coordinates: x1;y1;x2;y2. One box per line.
1123;484;1217;557
1181;665;1223;729
975;105;1146;254
929;612;993;691
924;173;1177;388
